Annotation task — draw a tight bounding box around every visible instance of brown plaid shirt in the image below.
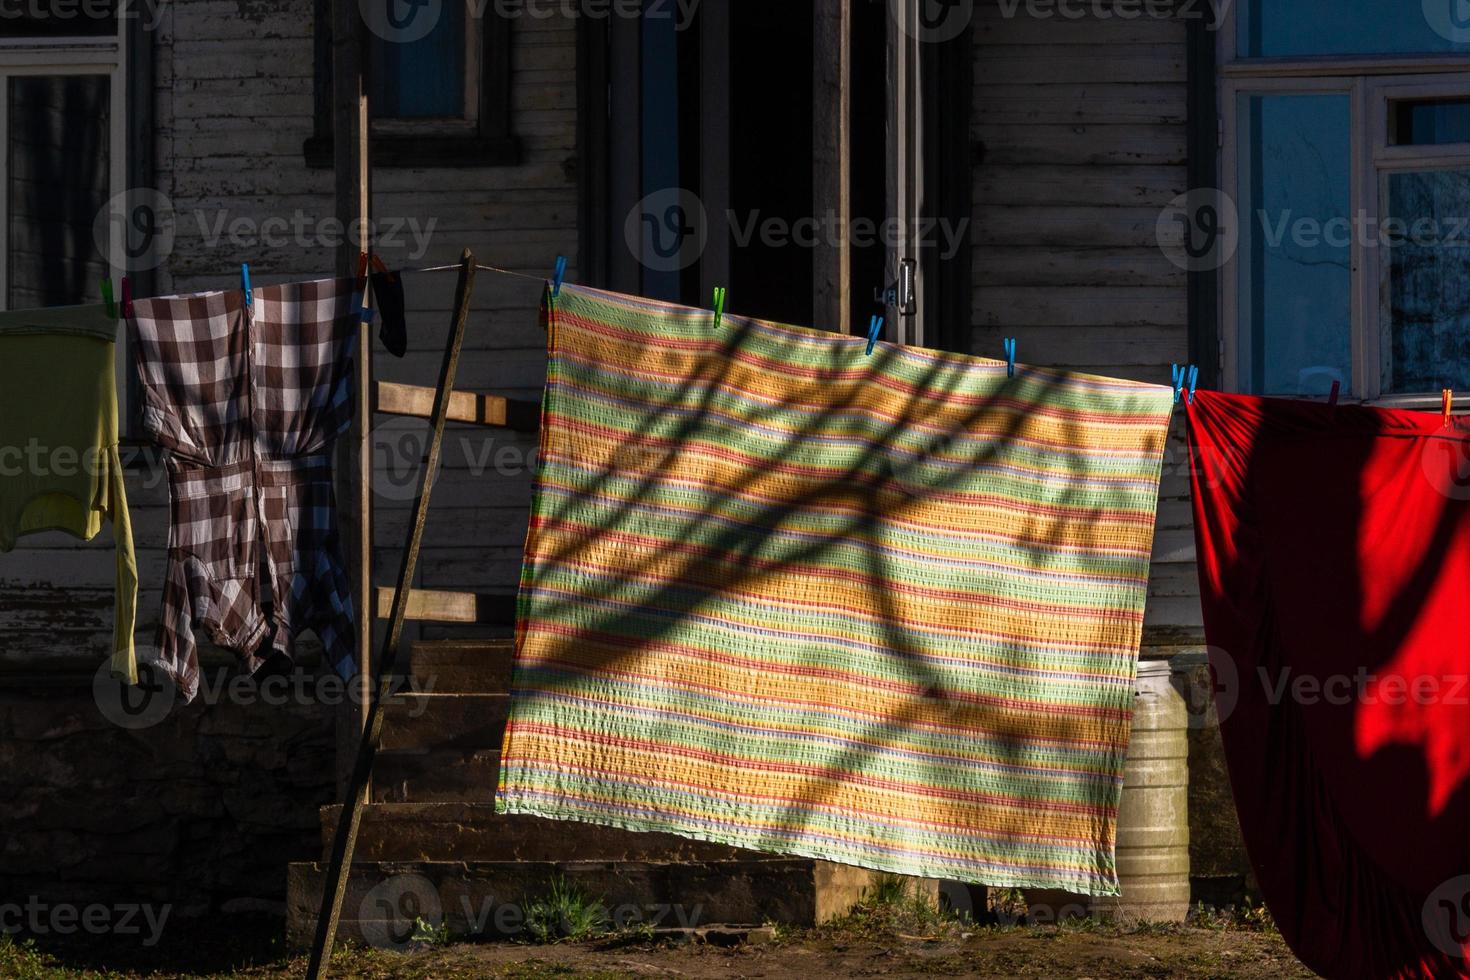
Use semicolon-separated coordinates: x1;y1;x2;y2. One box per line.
129;277;359;701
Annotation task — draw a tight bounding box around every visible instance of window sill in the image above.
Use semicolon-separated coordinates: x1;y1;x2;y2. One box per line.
303;134;522;169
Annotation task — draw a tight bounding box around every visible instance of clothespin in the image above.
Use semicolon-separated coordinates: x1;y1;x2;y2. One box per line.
1186;365;1199;405
101;278;116;318
551;255;567;298
120;277;133;319
865;315;884;356
241;263;253;308
1445;388;1454;428
712;286;726;330
354;252;371;319
1004;338;1017;378
1172;364;1186;404
1328;380;1341;407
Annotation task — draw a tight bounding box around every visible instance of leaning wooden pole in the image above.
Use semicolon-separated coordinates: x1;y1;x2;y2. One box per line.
306;250;478;979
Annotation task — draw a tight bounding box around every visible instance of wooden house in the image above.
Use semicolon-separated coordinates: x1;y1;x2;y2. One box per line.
2;0;1463;935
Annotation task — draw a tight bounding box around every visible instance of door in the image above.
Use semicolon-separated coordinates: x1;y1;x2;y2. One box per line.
582;0;970;347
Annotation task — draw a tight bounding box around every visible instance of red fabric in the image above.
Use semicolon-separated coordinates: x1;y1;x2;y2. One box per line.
1187;389;1470;980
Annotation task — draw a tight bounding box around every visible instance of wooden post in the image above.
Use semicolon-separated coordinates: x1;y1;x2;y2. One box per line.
698;3;731;304
813;0;851;333
331;0;372;800
306;251;477;980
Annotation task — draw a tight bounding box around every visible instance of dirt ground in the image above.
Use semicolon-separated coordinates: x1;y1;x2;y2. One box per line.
2;908;1314;979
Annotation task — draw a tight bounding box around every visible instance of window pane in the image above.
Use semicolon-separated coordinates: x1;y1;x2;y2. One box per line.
1392;99;1470;146
368;0;467;119
1239;0;1470;57
1237;93;1352;396
1382;170;1470;392
8;75;111;309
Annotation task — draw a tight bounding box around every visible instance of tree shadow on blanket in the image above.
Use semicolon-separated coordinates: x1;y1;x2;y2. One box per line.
507;298;1146;889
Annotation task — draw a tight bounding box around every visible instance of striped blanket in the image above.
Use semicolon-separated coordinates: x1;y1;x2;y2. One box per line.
497;284;1174;893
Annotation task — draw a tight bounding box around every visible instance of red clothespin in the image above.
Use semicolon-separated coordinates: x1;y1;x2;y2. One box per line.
1328;380;1340;407
1444;388;1454;428
120;276;133;318
355;251;370;288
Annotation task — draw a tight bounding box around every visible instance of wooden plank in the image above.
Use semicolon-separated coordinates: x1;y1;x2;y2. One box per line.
375;588;475;624
969;324;1188;366
974;45;1185;85
973;205;1166;248
972;163;1185;208
377;381;514;427
373;587;518;626
973;286;1185;328
972;246;1185;288
974;84;1187;125
975;124;1185;166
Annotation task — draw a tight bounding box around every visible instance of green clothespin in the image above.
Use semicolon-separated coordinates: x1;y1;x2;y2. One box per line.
101;278;116;319
713;286;727;330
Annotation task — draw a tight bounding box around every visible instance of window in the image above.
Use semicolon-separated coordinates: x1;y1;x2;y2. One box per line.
305;0;518;168
1221;1;1470;401
0;4;126;310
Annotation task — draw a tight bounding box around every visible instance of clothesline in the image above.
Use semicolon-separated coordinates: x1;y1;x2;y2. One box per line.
400;262;548;285
398;259;1206;407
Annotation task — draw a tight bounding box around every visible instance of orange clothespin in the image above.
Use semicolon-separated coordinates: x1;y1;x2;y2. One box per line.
1444;388;1454;428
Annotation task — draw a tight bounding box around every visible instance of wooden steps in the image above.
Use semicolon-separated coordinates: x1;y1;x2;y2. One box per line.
372;640;514;803
318;803;751;864
409;638;515;694
295;638;905;950
287;858;881;947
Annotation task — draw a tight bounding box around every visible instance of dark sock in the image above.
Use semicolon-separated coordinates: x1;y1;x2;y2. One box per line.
373;271;408;357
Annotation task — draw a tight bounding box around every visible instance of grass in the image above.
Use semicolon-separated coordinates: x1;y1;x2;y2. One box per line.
0;935;67;980
523;878;611;944
1189;900;1278;933
810;874;971;946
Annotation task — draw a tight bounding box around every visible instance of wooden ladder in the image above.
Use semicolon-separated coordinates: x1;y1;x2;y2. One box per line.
305;249;534;977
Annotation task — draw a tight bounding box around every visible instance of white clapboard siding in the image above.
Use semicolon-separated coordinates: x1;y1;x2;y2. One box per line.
970;0;1201;645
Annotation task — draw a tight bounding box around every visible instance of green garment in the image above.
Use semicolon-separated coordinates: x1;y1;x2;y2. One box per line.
0;304;138;683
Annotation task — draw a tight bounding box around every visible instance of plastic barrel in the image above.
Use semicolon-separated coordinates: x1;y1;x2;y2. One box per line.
1092;658;1191;921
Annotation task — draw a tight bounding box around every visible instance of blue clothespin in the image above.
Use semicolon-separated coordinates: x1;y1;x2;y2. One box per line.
1172;364;1186;404
712;286;726;330
865;315;884;356
551;255;567;298
1186;365;1199;405
241;263;253;308
101;278;116;319
1004;337;1017;378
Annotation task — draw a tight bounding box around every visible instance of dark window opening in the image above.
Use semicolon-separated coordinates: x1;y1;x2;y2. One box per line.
305;0;519;169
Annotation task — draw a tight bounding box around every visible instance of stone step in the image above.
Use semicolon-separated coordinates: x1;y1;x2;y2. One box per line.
380;693;507;752
318;803;754;863
410;639;516;694
286;858;881;948
372;748;501;804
